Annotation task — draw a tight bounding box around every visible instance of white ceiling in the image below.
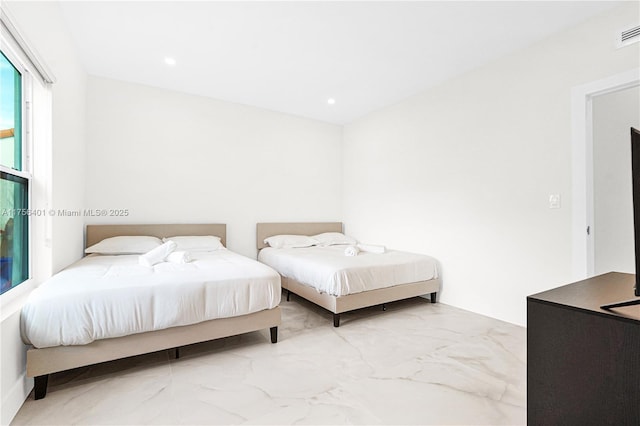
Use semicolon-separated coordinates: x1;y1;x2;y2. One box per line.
58;1;619;124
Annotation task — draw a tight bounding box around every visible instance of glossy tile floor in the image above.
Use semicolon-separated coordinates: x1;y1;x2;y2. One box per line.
12;294;526;425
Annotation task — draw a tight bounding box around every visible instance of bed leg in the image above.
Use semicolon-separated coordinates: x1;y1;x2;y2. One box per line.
34;375;48;400
173;347;180;359
270;326;278;343
333;313;340;327
286;290;291;302
430;292;437;303
382;303;387;311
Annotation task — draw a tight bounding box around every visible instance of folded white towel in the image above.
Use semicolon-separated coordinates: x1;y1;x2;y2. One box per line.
166;250;192;264
139;241;177;267
357;243;386;254
344;245;360;256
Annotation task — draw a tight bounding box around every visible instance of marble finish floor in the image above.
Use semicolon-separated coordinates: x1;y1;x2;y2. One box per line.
12;294;526;425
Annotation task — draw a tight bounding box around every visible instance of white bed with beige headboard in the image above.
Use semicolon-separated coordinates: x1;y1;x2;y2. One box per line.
256;222;439;327
23;224;281;400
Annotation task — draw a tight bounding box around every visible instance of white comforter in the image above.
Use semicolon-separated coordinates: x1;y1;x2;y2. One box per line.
258;245;438;297
21;249;281;348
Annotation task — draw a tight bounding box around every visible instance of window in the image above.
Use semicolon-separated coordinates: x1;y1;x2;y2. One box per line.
1;47;30;295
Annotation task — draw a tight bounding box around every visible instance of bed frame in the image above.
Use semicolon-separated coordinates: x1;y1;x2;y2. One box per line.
256;222;439;327
27;224;281;400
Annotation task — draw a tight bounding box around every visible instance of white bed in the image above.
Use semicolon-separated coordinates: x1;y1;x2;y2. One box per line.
256;222;440;326
23;224;281;399
22;250;280;348
259;245;438;297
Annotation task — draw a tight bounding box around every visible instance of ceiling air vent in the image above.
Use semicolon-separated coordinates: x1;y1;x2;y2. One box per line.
617;24;640;49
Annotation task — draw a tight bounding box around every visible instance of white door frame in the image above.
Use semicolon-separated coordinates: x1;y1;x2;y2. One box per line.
571;68;640;280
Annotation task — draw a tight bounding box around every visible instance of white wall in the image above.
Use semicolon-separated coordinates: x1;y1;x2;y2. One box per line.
593;86;640;275
85;76;343;258
342;3;640;326
1;2;87;424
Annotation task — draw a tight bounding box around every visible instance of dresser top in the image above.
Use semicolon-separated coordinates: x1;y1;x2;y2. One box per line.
528;272;640;322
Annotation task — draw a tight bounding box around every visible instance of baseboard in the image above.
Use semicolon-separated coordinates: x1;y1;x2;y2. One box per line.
1;372;32;426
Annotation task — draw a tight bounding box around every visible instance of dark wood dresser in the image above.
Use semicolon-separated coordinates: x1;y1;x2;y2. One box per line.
527;272;640;425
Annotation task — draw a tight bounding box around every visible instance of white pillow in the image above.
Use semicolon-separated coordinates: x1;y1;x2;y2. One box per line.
264;234;318;249
162;235;224;251
312;232;357;247
85;236;162;255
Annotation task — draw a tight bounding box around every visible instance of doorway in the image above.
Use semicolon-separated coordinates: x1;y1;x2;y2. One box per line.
571;68;640;279
592;86;640;275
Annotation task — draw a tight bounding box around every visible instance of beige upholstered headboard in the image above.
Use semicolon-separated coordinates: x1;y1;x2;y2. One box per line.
86;224;227;249
256;222;343;250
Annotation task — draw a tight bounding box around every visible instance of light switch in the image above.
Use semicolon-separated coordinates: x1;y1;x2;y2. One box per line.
549;194;561;209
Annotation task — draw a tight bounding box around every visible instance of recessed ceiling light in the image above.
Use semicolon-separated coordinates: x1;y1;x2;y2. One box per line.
164;57;176;66
327;98;336;105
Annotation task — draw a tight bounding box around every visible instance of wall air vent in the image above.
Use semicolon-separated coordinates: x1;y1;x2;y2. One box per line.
617;24;640;49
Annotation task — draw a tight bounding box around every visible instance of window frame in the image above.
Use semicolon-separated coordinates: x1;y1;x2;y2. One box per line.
1;28;34;295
